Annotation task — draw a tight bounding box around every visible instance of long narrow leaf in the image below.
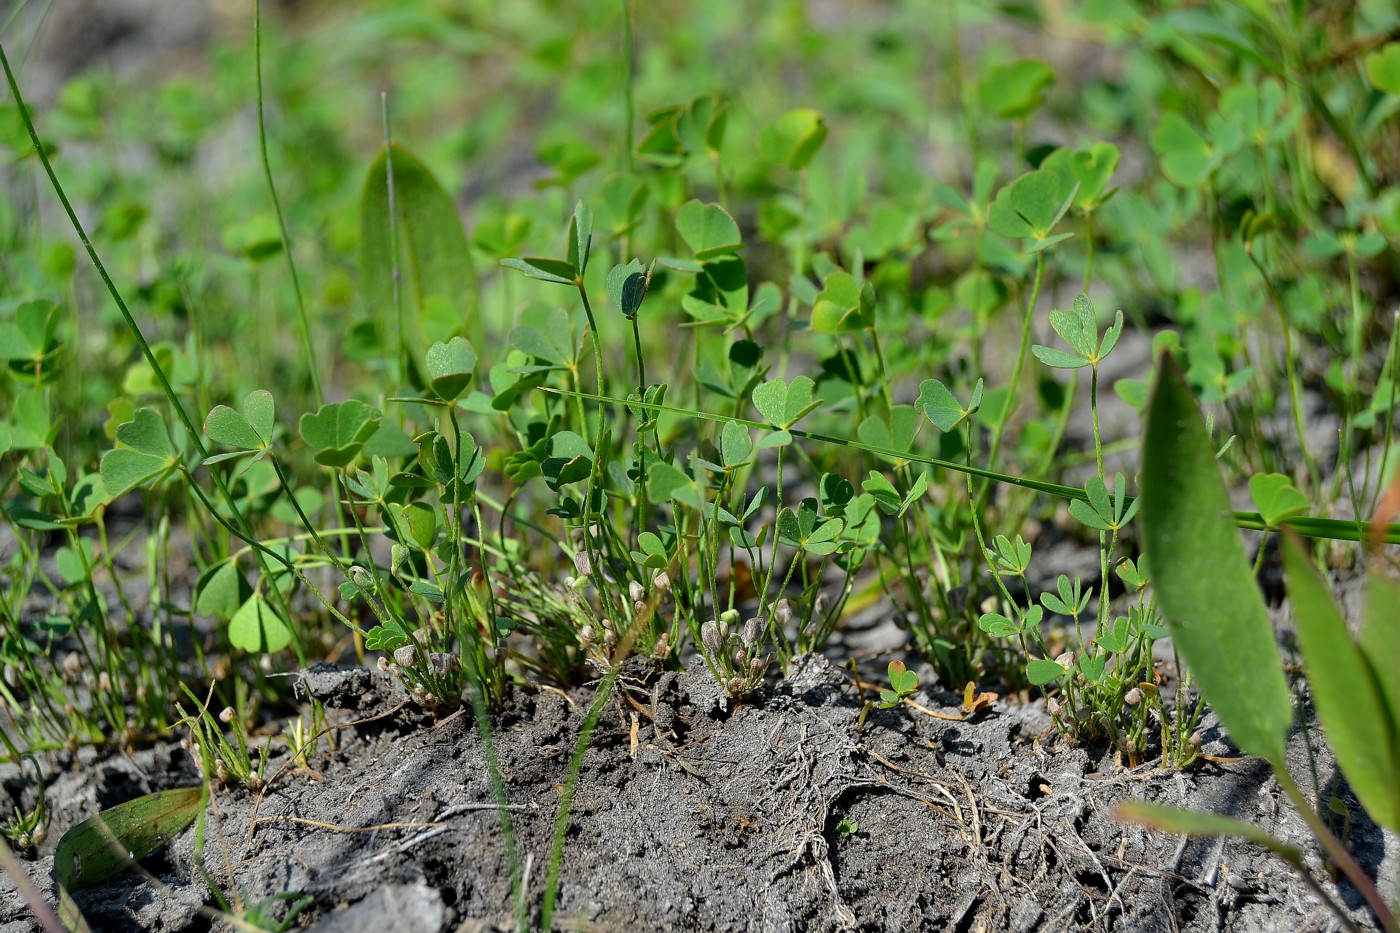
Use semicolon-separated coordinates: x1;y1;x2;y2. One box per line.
1285;543;1400;832
1114;801;1303;865
53;787;205;891
1139;353;1292;762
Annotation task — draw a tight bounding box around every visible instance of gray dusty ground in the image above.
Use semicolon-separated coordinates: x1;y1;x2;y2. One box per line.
1;656;1394;932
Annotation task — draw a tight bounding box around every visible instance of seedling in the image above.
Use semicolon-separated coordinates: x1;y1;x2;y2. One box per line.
878;660;919;709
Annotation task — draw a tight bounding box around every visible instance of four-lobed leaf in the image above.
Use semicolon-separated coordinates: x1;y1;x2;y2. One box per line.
1247;473;1309;528
916;378;983;432
1033;294;1124;370
752;375;818;429
676;200;742;259
100;408;179;499
426;337;478;401
298;400;382;468
988;170;1076;249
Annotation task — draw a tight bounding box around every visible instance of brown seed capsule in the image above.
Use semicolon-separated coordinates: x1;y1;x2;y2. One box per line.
629;581;646;604
741;617;763;647
654;571;672;593
701;621;722;655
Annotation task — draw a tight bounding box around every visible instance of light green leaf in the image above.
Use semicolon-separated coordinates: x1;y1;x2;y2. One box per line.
916;378;981;432
399;501;438;550
811;271;874;333
978;59;1055;120
752;375;817;429
721;420;753;468
228;591;292;653
500;257;577;285
100;409;178;498
759;108;827;170
1152;113;1214;187
204;389;274;451
1026;658;1066;685
1247;473;1309;527
676;200;742;259
988;170;1063;240
1032;346;1088;369
196;560;249;620
568;200;593;275
1364;43;1400;95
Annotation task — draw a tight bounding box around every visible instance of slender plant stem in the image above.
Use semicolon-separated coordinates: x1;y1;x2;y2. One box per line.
1275;766;1395;933
620;0;634;177
576;282;607;441
254;0;322;406
1247;248;1320;496
0;38;309;660
983;250;1046;485
549;387;1400;545
380;94;408;391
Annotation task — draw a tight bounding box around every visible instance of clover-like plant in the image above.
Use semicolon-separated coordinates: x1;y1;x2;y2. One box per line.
878;660;919;709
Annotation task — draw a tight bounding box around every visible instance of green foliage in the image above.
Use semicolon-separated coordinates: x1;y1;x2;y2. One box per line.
878;660;919;709
54;787;204;891
4;16;1400;931
1141;354;1293;762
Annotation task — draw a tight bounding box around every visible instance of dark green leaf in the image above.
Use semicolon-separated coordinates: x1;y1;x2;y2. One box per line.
54;787;204;891
1140;353;1291;762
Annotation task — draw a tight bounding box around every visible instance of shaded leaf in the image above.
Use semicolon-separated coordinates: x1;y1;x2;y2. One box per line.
54;787;204;891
